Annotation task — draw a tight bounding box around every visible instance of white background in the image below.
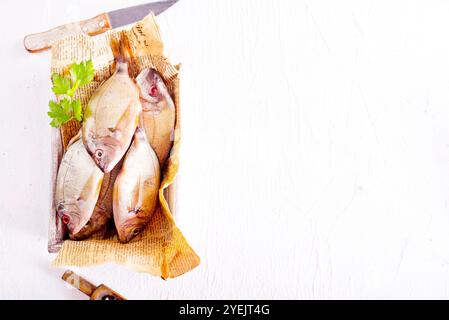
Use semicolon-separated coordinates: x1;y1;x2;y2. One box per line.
1;0;449;299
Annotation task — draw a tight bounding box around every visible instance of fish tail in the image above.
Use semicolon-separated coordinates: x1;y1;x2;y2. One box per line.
110;33;133;74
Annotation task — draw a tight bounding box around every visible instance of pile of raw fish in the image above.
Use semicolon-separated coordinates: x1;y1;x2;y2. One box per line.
55;58;176;243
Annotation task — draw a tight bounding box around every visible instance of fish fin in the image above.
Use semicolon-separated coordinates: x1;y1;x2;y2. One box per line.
115;101;139;138
97;171;112;204
128;176;142;214
110;33;133;75
138;108;146;128
67;130;82;148
79;173;103;204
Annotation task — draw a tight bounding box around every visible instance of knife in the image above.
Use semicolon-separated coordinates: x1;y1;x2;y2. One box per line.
62;270;127;300
24;0;178;53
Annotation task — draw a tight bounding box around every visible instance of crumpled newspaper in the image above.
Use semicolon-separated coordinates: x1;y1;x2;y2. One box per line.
48;13;200;279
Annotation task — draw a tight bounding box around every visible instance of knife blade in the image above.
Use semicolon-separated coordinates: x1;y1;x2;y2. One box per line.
24;0;178;53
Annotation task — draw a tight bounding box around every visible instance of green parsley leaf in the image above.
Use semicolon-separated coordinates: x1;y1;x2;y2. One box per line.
47;100;71;128
72;99;83;122
51;74;72;95
49;119;61;128
47;59;94;128
70;59;95;88
60;98;72;115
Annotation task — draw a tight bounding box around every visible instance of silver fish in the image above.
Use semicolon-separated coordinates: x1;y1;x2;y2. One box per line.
70;161;121;241
55;135;104;236
83;60;141;173
113;128;160;243
136;68;176;167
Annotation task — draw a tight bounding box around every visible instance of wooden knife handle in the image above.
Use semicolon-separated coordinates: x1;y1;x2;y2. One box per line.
62;270;127;300
62;270;97;297
90;285;127;301
24;13;111;53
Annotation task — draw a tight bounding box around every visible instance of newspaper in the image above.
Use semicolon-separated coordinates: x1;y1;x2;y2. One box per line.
48;13;200;279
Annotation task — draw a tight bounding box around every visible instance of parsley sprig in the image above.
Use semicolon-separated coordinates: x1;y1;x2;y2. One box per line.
48;60;95;128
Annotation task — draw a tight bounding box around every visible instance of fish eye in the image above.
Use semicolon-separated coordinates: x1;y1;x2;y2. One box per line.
149;85;158;97
61;215;71;225
95;149;104;158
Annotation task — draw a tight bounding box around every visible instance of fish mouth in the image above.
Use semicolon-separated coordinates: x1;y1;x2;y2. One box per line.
117;229;136;244
92;158;117;174
70;220;94;240
96;158;115;174
95;160;107;172
102;161;116;174
118;236;133;244
117;221;144;244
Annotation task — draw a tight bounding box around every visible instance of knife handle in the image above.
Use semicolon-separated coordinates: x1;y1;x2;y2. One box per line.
24;13;111;53
90;285;127;301
62;270;97;297
62;270;127;300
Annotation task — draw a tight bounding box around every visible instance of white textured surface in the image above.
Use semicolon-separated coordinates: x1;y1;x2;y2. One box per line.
2;0;449;299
